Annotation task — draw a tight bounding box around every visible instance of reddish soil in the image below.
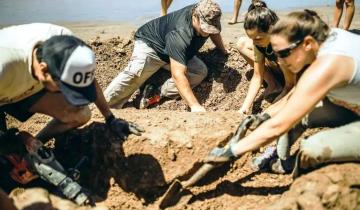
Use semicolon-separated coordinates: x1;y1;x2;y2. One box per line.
266;163;360;210
4;37;360;210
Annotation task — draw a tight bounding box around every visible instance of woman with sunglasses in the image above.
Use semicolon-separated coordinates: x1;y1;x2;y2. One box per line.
206;10;360;176
236;0;296;114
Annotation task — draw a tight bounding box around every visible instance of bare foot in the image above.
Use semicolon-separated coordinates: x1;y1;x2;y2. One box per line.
228;16;244;25
228;19;238;25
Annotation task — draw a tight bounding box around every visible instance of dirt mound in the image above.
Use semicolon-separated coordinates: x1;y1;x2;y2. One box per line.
14;110;293;210
89;35;135;89
53;110;246;209
0;188;106;210
3;36;359;210
89;36;270;113
266;163;360;210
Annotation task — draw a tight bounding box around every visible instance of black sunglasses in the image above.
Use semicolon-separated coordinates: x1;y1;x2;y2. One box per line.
274;39;303;58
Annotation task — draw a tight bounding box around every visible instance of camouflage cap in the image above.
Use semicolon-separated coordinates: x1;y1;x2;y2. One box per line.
195;0;222;34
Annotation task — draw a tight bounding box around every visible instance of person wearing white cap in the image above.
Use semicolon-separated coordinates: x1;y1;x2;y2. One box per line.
0;23;143;142
105;0;227;112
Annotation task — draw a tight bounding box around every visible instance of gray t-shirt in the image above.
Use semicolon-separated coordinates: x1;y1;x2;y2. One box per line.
318;28;360;115
135;5;208;65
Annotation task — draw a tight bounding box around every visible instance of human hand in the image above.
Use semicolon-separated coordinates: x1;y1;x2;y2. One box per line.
204;144;237;163
238;106;250;115
190;104;206;113
106;115;144;140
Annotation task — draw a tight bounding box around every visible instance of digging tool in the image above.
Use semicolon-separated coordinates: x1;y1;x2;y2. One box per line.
159;115;256;209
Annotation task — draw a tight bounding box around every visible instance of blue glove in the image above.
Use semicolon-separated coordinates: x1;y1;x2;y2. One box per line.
204;143;237;163
106;114;144;140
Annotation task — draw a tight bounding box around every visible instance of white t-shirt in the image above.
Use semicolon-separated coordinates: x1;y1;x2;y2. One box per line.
318;28;360;115
0;23;72;106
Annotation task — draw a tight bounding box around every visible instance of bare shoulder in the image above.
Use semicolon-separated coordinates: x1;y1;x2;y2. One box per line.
304;54;354;87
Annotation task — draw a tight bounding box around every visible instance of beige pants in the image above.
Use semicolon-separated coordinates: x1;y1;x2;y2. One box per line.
104;40;208;108
275;98;360;175
299;120;360;169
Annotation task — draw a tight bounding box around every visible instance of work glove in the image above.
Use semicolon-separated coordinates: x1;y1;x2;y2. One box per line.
204;143;237;164
106;114;144;140
248;113;271;130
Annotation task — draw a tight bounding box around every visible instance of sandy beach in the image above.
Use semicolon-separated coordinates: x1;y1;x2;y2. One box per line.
59;6;360;43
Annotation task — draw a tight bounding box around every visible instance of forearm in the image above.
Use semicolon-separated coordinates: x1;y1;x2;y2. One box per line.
232;113;289;156
172;73;200;107
210;34;226;53
265;87;294;116
94;80;113;119
241;76;262;110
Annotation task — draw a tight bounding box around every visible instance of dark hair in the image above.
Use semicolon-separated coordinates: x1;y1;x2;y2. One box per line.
244;0;278;33
270;10;330;43
36;35;90;79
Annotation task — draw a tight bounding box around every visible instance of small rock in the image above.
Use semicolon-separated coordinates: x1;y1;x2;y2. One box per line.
168;149;177;161
326;171;343;183
322;184;340;205
109;177;116;186
138;136;148;142
297;192;325;210
185;142;193;149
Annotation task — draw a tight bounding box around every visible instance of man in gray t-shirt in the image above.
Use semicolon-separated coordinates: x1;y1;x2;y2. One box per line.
105;0;227;112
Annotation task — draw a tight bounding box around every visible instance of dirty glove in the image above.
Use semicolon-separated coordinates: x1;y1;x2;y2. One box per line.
249;113;271;130
106;114;144;140
204;143;237;163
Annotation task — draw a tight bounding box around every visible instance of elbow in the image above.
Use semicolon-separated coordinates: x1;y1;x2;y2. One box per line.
171;71;185;82
264;117;290;140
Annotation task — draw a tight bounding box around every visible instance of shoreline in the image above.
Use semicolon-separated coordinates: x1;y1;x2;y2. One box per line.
1;5;359;42
63;5;359;43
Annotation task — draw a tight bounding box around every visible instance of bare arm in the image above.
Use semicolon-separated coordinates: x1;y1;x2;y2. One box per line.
240;58;265;114
264;87;295;116
94;79;113;119
210;34;227;54
273;65;297;103
170;58;204;111
232;55;353;156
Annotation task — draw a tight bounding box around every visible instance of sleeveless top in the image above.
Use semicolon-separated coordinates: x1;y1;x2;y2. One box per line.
318;28;360;115
255;44;278;62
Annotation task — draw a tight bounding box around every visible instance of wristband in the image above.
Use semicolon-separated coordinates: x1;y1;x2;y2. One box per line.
105;114;115;126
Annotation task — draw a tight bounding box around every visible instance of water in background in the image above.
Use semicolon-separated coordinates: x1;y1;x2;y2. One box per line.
0;0;335;25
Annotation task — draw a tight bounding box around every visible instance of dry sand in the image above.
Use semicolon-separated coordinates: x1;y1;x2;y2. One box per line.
61;6;360;43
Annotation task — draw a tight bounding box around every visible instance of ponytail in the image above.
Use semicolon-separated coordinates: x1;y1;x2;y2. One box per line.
247;0;267;12
244;0;278;33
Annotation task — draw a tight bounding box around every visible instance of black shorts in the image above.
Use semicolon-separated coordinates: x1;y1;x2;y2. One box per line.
0;89;47;130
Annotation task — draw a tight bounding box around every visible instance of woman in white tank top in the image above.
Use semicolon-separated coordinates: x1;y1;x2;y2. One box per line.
205;10;360;177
